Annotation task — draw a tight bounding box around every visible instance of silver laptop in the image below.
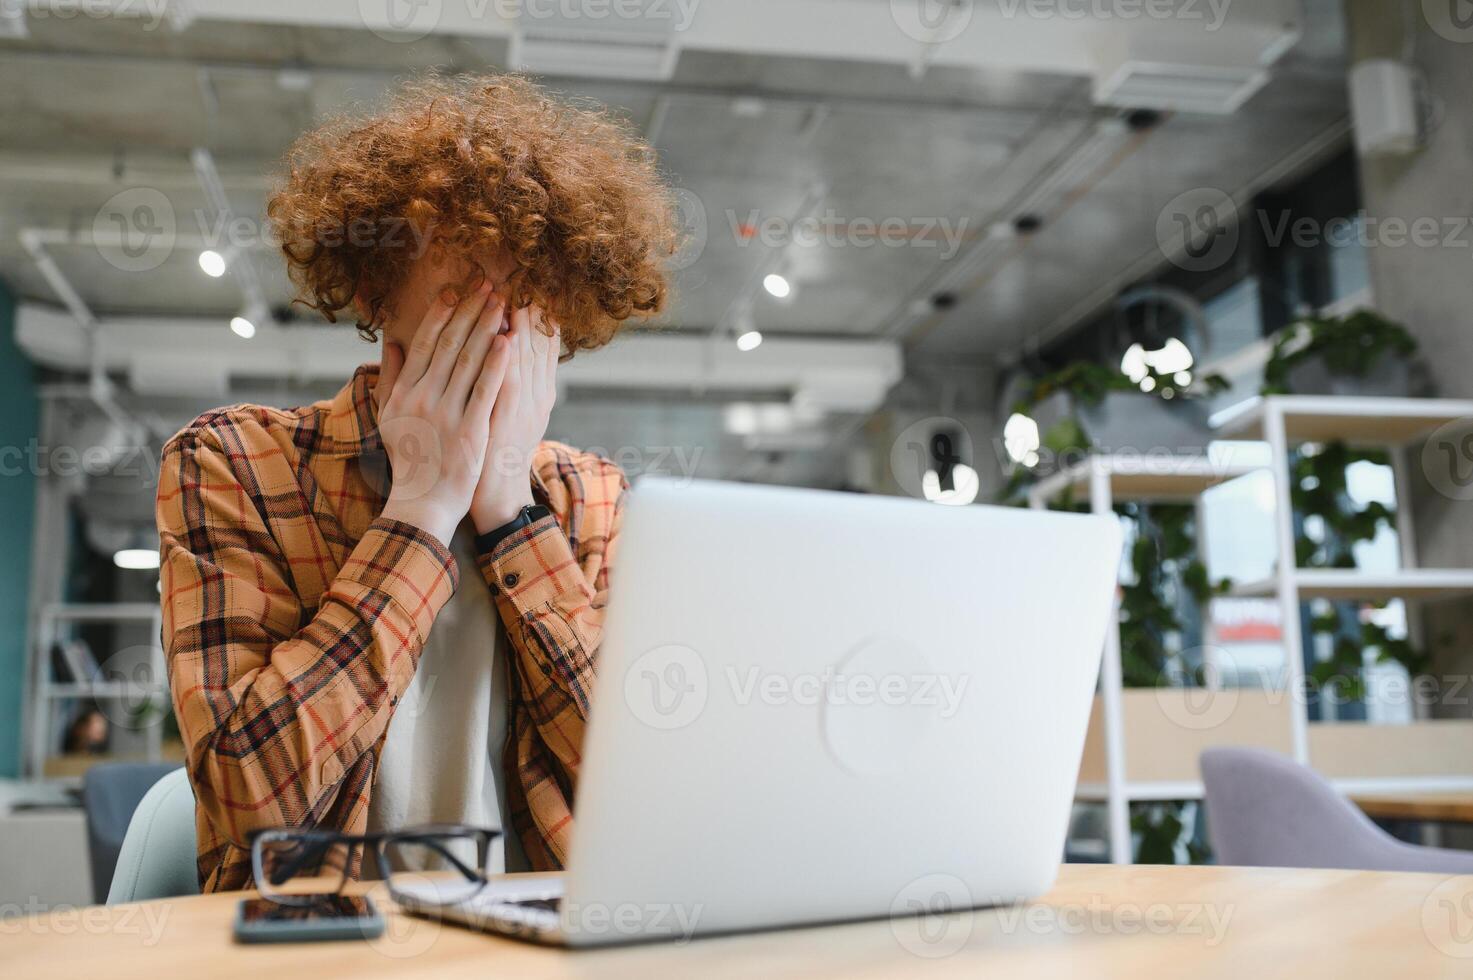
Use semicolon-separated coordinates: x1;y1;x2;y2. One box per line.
395;477;1122;946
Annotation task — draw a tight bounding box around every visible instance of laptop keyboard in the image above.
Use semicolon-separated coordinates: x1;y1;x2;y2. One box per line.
512;897;562;913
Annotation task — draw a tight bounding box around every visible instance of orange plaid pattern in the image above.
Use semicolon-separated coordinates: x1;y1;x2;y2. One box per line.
156;363;624;891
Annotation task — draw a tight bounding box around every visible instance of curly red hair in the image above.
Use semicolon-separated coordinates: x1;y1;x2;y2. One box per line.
267;74;677;353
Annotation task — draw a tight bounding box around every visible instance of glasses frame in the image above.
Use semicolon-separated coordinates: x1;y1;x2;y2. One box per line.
249;824;502;908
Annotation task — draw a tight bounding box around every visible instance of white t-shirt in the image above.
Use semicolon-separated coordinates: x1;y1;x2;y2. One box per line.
365;523;526;875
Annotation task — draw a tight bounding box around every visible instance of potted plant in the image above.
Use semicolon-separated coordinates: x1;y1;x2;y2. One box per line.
1261;309;1422;397
1021;360;1230;462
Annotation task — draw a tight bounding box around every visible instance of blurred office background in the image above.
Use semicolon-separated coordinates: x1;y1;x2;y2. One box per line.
2;0;1472;905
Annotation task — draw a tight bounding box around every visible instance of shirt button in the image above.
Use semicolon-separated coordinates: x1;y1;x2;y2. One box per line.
504;572;520;589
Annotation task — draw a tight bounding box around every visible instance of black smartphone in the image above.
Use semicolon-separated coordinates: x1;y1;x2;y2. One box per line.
233;894;385;944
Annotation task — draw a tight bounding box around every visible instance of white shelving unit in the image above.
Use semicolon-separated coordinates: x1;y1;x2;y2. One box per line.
27;603;170;783
1033;396;1473;865
1029;454;1265;864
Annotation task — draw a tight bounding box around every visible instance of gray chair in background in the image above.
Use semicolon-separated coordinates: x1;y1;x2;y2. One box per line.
81;763;182;903
106;767;200;904
1201;747;1473;873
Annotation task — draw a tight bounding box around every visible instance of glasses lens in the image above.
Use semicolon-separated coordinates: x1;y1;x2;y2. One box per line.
255;835;354;903
382;831;493;907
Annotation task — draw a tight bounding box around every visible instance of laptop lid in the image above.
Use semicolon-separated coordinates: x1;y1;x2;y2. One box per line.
560;477;1122;945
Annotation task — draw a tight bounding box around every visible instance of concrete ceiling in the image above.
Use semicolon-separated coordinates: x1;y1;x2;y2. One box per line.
0;0;1354;487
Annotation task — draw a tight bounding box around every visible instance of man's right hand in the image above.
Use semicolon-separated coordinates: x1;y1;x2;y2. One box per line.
377;281;513;546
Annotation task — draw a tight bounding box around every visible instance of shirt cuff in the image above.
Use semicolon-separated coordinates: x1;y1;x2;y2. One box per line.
475;513;580;617
334;517;460;645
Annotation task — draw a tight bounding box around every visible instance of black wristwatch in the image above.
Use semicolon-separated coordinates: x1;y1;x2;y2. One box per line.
475;504;552;554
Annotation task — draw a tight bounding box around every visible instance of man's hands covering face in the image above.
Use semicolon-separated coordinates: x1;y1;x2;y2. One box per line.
469;304;559;534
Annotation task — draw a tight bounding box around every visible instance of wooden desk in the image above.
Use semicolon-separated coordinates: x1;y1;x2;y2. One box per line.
6;865;1472;979
1352;792;1473;825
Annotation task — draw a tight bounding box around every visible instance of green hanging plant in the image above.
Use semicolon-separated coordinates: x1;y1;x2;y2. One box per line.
1262;310;1418;395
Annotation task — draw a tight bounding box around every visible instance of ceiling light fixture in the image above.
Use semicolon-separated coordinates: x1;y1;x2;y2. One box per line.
114;548;161;571
736;330;763;352
230;315;257;339
762;273;791;299
198;249;227;278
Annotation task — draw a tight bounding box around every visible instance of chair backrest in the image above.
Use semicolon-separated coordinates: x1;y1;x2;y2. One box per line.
104;767;201;904
81;763;183;904
1201;747;1473;874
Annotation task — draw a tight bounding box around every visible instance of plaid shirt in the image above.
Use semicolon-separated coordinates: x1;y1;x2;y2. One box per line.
156;363;624;891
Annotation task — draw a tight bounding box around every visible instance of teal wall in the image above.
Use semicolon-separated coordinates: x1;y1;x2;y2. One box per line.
0;280;39;776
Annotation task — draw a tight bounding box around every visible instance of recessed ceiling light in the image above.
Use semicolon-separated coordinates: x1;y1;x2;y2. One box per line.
114;548;160;570
762;273;791;299
230;315;256;339
198;249;227;277
736;330;763;352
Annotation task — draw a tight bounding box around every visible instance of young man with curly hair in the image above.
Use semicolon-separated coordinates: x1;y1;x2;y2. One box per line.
155;76;678;891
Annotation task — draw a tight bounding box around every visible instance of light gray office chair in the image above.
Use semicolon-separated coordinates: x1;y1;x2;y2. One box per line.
1201;747;1473;873
104;767;201;904
82;762;182;903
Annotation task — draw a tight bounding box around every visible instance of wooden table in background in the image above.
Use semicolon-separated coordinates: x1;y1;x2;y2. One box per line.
1352;792;1473;825
7;865;1472;979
